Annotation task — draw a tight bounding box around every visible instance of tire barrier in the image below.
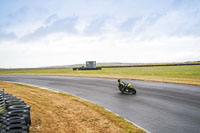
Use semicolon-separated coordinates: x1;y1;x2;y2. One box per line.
0;89;5;113
0;88;31;133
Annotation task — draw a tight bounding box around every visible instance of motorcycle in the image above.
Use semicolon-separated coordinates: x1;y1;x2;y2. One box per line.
118;83;136;94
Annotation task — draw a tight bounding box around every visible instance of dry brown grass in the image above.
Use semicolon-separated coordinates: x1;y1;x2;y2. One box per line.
0;81;145;133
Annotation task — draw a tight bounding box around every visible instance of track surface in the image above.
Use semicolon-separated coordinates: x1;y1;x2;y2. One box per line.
0;75;200;133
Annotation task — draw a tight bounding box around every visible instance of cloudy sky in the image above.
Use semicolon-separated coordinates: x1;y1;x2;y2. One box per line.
0;0;200;68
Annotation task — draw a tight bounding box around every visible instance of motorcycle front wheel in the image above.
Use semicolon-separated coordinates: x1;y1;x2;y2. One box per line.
131;88;136;94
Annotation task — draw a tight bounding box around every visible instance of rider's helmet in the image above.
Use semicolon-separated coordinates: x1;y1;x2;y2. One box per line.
118;79;121;83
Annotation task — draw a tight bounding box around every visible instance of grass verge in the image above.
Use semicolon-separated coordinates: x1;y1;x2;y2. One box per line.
0;81;146;133
0;65;200;86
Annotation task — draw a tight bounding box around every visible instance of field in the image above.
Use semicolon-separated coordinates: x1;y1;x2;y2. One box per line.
0;65;200;86
0;65;199;132
0;81;145;133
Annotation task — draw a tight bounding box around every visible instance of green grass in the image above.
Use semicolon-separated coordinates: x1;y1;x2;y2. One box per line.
0;108;7;114
0;65;200;85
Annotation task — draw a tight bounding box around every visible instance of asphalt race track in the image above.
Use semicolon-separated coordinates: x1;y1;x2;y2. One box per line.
0;75;200;133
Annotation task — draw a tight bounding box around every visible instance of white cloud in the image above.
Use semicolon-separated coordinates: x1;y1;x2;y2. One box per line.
1;32;199;68
0;0;200;68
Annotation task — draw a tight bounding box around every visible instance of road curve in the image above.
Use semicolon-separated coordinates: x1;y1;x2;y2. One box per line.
0;75;200;133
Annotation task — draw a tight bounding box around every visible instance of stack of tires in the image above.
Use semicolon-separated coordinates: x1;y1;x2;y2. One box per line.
0;89;31;133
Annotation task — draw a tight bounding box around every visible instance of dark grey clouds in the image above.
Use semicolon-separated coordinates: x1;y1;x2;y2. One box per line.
21;9;200;41
0;0;200;68
0;0;200;41
23;17;78;40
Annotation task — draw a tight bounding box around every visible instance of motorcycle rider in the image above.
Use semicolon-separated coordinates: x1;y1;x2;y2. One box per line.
118;79;128;92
